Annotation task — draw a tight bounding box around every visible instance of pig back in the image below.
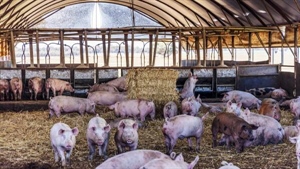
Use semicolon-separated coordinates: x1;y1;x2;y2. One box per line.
107;76;127;91
96;150;170;169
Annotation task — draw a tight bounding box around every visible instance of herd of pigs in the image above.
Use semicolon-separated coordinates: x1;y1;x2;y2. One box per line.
2;73;300;169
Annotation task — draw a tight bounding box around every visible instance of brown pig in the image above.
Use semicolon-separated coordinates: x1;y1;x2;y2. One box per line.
259;98;281;122
212;112;258;153
48;95;95;118
10;77;23;101
45;78;74;99
179;72;198;99
87;91;127;106
162;113;207;155
114;119;139;154
28;77;44;100
0;79;9;100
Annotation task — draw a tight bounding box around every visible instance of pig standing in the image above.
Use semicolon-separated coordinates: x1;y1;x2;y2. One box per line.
87;91;127;106
0;79;9;100
163;101;178;118
109;99;155;122
222;90;261;109
258;98;281;121
139;153;199;169
50;122;79;166
162;113;207;155
284;120;300;140
181;95;201;116
45;78;74;99
179;73;198;99
88;83;119;93
114;119;139;154
107;76;127;92
86;114;111;160
212;112;258;153
48;95;95;118
28;77;44;100
271;88;289;102
95;149;171;169
9;77;23;101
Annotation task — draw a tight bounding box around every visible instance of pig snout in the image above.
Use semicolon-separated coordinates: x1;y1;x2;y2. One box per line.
123;133;135;143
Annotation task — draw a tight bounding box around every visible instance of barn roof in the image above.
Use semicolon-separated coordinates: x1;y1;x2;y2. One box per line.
1;0;300;29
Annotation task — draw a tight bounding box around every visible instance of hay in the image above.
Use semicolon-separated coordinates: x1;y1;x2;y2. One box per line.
0;106;298;169
126;68;180;115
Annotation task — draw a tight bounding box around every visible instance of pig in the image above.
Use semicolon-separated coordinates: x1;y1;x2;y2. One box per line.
290;97;300;119
45;78;74;99
50;122;79;166
271;88;289;102
87;91;127;106
222;90;261;109
95;149;171;169
163;101;178;118
181;95;201;116
88;83;119;93
28;77;44;100
219;161;240;169
198;96;224;114
212;112;258;153
258;98;281;122
9;77;23;101
0;79;9;100
107;76;127;92
162;113;207;155
284;120;300;140
114;119;139;154
225;100;243;116
139;153;199;169
86;114;111;160
240;108;285;146
179;72;198;99
245;87;275;98
48;95;95;118
289;135;300;169
109;99;155;122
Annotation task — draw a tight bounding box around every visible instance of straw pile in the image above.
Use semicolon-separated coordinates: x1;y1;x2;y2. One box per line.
126;68;180;116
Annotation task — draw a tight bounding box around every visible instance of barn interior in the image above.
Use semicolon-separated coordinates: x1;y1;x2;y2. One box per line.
0;0;300;169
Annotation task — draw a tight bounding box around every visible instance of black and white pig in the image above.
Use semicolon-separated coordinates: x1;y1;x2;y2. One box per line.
114;119;139;154
162;113;207;155
245;87;275;98
86;114;111;160
48;95;95;118
222;90;261;109
50;122;79;166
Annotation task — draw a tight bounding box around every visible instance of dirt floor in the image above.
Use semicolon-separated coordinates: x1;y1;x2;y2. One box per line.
0;104;297;169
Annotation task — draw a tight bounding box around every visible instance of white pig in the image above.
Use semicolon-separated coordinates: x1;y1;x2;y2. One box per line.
50;122;79;166
48;95;95;118
86;114;111;160
162;113;208;155
87;90;127;106
179;73;198;99
181;95;201;116
222;90;261;109
109;99;155;122
163;101;178;118
114;119;139;154
95;149;171;169
290;97;300;119
107;76;127;92
139;153;199;169
289;135;300;169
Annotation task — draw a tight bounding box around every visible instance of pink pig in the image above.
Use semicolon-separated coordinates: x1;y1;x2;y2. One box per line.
179;72;198;99
10;77;23;100
45;78;74;99
50;122;79;166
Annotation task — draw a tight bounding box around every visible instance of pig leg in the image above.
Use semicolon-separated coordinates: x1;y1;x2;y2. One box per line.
149;111;155;120
116;143;123;154
34;89;38;100
164;135;171;154
29;89;33;100
187;137;193;150
88;142;96;160
195;136;201;152
65;149;73;166
57;148;66;166
168;138;177;155
52;87;57;97
100;139;109;159
46;88;50;100
52;144;60;163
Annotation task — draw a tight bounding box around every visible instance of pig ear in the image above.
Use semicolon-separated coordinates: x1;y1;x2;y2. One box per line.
237;102;242;108
250;124;259;130
132;122;138;130
188;156;199;169
174;153;184;162
227;100;232;105
170;152;176;160
104;124;111;132
289;136;298;144
165;117;170;122
118;121;125;130
244;108;250;115
72;127;79;136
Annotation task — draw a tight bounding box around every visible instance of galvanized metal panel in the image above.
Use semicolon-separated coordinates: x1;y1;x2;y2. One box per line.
238;65;278;76
0;69;21;79
25;70;46;78
217;68;236;77
74;69;94;79
98;69;118;78
50;69;71;79
194;69;213;77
